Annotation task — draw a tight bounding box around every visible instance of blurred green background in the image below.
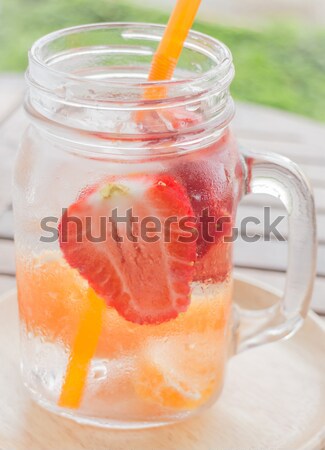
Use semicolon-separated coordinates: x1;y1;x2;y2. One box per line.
1;0;324;121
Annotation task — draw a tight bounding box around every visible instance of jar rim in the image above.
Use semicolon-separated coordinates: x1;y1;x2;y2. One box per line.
29;22;234;96
26;22;235;142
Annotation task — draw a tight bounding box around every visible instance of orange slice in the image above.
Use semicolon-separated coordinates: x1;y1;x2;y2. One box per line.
17;254;232;361
135;331;227;410
16;255;142;357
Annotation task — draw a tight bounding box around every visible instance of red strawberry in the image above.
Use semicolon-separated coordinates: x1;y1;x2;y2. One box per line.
59;174;196;325
193;240;232;283
171;141;237;283
172;159;233;258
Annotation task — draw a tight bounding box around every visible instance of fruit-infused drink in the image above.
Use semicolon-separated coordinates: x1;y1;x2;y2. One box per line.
14;24;316;428
16;127;241;425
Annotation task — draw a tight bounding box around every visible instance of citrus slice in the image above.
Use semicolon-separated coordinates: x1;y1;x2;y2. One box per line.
17;255;232;359
135;331;227;410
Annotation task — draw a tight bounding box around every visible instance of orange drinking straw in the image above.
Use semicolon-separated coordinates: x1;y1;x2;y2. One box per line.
58;0;201;410
144;0;201;101
149;0;201;82
58;288;106;409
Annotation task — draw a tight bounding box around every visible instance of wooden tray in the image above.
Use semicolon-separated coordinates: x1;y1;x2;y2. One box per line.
0;279;324;450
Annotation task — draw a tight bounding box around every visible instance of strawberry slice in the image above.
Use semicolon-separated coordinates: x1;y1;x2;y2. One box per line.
172;159;233;258
58;174;196;325
193;240;232;283
171;148;235;283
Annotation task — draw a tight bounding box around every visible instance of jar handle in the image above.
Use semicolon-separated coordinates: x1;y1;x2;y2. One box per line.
235;149;317;352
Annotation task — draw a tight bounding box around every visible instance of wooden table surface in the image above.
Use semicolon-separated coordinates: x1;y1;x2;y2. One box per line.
1;74;325;315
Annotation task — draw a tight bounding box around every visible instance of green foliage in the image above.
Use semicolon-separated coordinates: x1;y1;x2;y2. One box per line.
1;0;324;121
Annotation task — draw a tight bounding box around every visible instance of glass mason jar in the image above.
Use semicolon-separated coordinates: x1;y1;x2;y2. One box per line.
13;23;316;428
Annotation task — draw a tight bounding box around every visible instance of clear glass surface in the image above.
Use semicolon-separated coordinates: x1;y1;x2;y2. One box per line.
13;23;316;428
